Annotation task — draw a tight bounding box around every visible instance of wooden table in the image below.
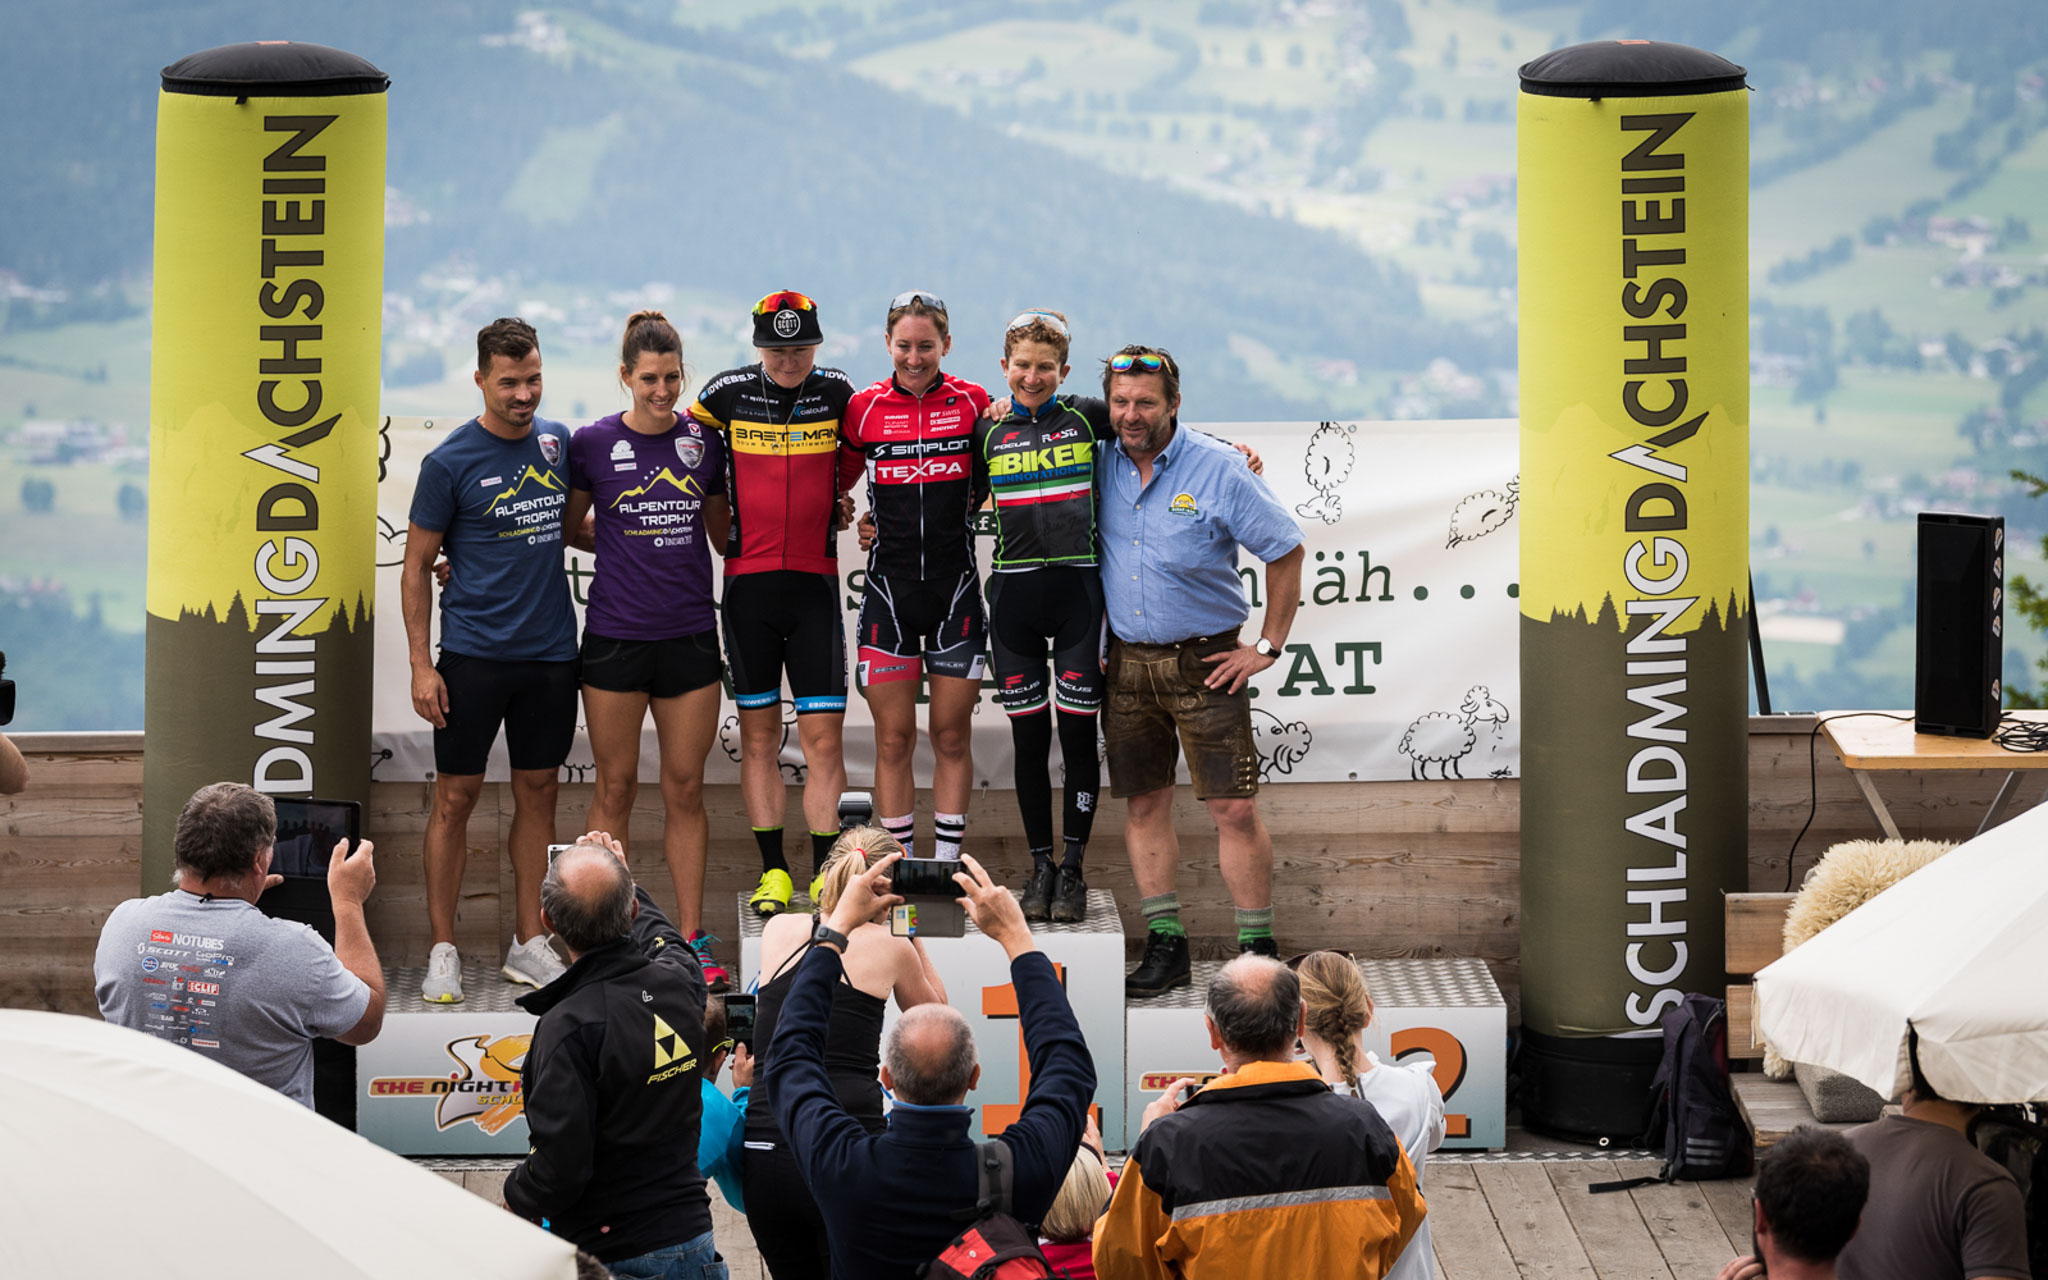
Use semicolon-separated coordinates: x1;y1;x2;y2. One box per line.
1821;709;2048;839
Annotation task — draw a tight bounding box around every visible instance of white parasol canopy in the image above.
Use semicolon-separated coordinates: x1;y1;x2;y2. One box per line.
1755;800;2048;1105
0;1009;577;1278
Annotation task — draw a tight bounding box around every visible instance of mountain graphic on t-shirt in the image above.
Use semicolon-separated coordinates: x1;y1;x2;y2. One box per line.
485;465;563;515
609;468;705;508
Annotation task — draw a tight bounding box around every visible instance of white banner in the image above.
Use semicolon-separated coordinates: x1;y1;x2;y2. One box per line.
369;416;1519;786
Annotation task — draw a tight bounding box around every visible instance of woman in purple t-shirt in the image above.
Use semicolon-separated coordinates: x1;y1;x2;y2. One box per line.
564;311;733;989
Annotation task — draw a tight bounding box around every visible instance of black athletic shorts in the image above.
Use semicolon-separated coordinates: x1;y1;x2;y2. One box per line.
433;650;579;776
579;629;722;699
987;566;1104;717
720;570;848;715
855;569;988;687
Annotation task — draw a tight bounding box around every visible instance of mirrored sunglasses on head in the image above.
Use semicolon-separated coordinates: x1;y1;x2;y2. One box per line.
1008;310;1069;338
754;290;816;315
1108;351;1172;374
889;289;946;315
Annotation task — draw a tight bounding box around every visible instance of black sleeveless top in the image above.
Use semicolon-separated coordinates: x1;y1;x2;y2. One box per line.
745;942;889;1140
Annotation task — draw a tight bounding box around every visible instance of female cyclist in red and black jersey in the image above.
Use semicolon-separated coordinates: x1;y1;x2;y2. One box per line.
840;292;992;863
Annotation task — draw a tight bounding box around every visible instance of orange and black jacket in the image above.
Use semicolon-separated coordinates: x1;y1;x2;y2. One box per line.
1093;1061;1426;1280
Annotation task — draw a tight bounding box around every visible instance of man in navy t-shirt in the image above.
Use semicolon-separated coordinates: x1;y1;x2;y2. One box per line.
402;317;580;1004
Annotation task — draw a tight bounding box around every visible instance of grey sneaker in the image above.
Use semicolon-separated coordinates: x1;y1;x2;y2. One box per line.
502;934;567;989
421;942;464;1004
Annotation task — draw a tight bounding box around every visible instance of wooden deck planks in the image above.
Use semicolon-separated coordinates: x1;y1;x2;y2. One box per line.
1474;1161;1599;1278
1544;1159;1675;1280
1429;1164;1523;1280
1630;1176;1741;1277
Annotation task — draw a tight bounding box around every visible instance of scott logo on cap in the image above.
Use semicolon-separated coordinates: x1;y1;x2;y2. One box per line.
773;309;802;339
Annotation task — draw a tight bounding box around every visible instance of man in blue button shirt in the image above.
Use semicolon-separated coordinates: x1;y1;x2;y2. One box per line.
1096;346;1305;997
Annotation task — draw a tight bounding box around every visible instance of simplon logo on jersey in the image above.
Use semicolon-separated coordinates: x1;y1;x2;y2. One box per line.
732;422;840;455
648;1013;697;1084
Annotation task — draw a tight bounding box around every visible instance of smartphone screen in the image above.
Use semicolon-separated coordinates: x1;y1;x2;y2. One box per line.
890;857;967;899
724;994;757;1051
270;797;361;880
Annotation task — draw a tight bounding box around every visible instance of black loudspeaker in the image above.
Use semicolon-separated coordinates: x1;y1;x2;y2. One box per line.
1916;512;2004;738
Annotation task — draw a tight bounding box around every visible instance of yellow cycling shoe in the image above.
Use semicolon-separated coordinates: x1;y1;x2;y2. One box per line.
808;869;826;905
749;868;794;918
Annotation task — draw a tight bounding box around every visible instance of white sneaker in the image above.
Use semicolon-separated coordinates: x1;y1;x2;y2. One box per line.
502;935;567;989
422;942;464;1004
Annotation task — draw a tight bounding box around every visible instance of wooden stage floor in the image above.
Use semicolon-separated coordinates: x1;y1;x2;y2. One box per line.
427;1150;1757;1278
1428;1153;1754;1279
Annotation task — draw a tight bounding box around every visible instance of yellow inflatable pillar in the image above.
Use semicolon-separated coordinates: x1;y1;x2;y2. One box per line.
144;43;388;888
1516;41;1749;1140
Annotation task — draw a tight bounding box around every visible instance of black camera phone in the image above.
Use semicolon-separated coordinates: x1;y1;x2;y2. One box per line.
723;993;757;1052
890;857;967;899
269;797;362;879
0;651;14;726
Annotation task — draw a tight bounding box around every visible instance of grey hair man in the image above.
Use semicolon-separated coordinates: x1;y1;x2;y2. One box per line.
93;781;384;1106
1095;956;1427;1280
502;833;723;1277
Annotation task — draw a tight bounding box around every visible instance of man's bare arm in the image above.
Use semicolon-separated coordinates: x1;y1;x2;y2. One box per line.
401;523;449;729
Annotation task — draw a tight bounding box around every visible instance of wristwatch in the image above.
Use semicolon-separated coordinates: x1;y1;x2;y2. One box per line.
1253;637;1278;658
812;919;851;952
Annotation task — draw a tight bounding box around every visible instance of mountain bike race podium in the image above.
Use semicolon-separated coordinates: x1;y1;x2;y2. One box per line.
357;961;538;1156
357;894;1506;1156
1124;958;1507;1150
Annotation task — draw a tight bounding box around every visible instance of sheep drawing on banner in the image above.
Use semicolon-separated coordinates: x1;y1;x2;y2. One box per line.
1446;475;1519;548
1249;708;1313;782
1399;685;1511;779
1294;421;1356;525
719;704;807;783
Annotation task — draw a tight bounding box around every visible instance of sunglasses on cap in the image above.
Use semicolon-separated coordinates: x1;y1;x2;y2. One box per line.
1008;310;1070;338
753;290;816;315
888;289;947;314
1283;948;1357;971
1108;351;1174;374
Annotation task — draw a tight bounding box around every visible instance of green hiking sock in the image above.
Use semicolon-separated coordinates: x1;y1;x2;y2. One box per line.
1141;892;1186;939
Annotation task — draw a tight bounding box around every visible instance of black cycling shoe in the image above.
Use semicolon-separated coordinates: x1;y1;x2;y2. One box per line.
1019;861;1056;922
1238;935;1281;959
1049;866;1089;923
1126;931;1191;997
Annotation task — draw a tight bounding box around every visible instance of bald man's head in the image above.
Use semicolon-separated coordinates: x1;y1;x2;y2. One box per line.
883;1003;979;1106
1206;955;1302;1060
540;843;634;956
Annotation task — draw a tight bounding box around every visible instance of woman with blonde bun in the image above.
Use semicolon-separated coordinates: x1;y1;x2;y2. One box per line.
1294;950;1447;1280
744;827;947;1280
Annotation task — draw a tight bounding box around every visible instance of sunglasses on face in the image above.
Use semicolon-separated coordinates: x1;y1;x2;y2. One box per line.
889;289;947;314
1008;310;1069;338
1108;351;1172;374
1283;948;1357;971
754;290;816;315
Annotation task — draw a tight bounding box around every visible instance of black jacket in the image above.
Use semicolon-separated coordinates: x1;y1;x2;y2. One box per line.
502;887;710;1262
770;946;1096;1279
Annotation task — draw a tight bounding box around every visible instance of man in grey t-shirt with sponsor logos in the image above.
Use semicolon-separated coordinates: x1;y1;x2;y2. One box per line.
94;783;385;1107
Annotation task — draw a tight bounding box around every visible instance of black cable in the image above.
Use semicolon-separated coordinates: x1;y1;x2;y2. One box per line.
1993;712;2048;753
1786;711;1916;891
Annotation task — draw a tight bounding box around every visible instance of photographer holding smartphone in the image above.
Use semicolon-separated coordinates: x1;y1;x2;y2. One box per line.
92;782;385;1107
741;826;948;1280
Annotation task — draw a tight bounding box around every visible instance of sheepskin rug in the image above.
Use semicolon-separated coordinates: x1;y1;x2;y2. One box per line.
1761;837;1955;1079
